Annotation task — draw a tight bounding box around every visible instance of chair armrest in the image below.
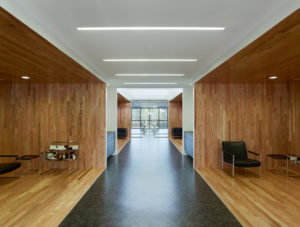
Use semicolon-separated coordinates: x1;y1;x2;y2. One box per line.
0;155;18;157
248;150;260;156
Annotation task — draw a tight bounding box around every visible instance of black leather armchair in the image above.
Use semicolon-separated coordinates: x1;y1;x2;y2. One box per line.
172;128;182;138
0;155;21;177
222;141;261;177
117;128;128;139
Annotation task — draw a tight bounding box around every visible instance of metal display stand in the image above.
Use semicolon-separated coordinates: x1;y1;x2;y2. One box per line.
287;154;300;177
39;141;79;175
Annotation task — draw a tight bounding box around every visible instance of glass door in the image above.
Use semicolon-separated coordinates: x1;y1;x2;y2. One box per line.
131;107;168;137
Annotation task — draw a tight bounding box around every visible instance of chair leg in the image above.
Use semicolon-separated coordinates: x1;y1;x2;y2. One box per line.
15;167;21;177
68;159;71;174
39;154;42;175
287;157;289;176
259;166;262;177
232;155;235;177
221;151;223;169
259;155;262;177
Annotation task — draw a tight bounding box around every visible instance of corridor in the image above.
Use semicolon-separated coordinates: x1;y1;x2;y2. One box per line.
60;137;240;227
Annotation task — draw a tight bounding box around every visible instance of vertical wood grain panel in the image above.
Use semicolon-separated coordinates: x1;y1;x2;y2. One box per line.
0;81;106;169
288;81;300;155
168;93;183;138
117;95;131;138
194;83;290;169
0;7;101;83
198;9;300;83
193;10;299;169
168;101;182;137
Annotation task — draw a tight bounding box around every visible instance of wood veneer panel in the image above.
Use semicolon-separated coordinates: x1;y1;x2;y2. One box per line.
198;9;300;83
170;93;182;102
168;94;182;137
0;7;102;83
288;81;300;155
117;93;130;103
117;94;131;139
0;82;106;169
194;83;289;168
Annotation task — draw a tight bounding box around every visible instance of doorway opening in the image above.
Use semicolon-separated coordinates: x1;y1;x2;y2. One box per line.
131;101;169;138
117;88;182;140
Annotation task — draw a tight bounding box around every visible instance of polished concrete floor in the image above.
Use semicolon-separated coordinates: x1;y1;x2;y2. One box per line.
60;136;240;227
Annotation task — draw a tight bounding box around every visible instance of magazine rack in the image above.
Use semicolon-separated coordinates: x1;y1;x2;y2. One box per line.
39;141;79;174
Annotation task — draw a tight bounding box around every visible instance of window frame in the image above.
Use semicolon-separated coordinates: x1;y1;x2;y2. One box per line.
131;107;168;129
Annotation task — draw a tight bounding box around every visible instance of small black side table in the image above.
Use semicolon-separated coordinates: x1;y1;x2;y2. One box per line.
17;155;40;173
267;154;287;171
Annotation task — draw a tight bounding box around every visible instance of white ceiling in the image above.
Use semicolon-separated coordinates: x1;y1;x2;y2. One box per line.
117;88;182;101
1;0;299;88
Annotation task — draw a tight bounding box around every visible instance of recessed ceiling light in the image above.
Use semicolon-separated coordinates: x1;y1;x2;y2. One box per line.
103;59;197;62
124;82;177;85
116;74;184;77
21;76;30;80
77;27;225;31
268;76;278;80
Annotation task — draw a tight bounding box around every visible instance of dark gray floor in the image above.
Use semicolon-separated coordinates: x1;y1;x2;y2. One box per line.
60;136;241;227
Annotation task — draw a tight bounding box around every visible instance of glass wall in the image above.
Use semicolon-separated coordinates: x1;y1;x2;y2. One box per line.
132;107;168;130
131;101;168;137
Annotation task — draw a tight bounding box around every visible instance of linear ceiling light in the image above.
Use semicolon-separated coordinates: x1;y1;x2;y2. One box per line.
124;82;177;85
77;27;225;31
116;74;184;77
103;59;197;62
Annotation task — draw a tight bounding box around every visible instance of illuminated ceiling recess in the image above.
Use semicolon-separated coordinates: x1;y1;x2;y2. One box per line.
117;88;183;100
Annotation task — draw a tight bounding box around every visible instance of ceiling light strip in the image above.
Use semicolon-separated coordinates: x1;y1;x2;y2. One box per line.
116;74;184;77
77;27;225;31
103;59;197;62
124;83;177;85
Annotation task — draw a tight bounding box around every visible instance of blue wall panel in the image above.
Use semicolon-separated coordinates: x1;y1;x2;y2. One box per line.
107;131;115;158
184;131;193;158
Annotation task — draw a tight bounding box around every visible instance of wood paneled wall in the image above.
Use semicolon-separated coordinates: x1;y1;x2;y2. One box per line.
0;7;107;169
117;94;131;138
194;9;300;169
199;9;300;83
0;7;100;83
288;81;300;155
168;94;182;137
0;81;106;169
194;83;291;168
